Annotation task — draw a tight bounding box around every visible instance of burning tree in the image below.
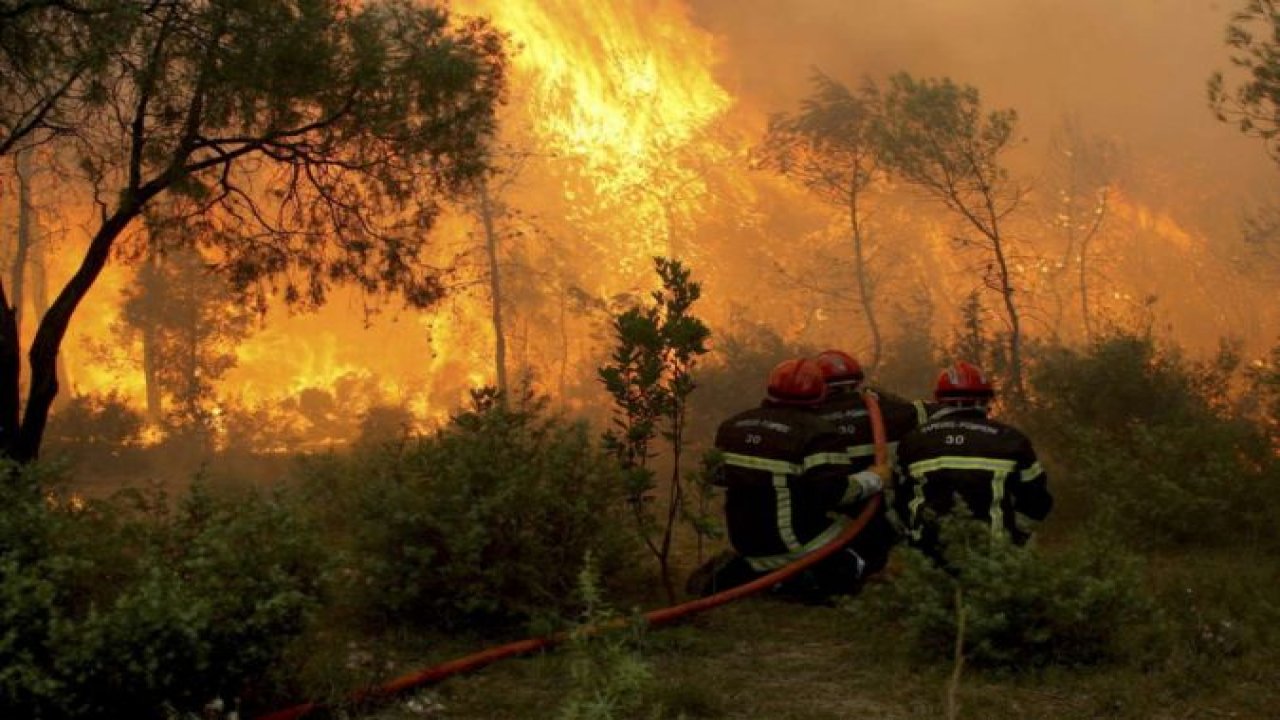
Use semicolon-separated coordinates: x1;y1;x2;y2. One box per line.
1040;116;1120;343
873;73;1031;397
0;0;507;463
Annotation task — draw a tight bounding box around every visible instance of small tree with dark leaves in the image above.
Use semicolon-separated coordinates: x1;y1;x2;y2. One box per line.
598;257;710;602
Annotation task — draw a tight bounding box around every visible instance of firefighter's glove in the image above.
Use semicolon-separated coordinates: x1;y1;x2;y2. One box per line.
870;461;894;488
852;461;891;498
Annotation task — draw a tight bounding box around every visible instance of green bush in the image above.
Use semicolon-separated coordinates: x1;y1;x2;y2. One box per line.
0;466;327;718
1022;331;1280;549
300;389;640;631
556;555;652;720
860;518;1155;670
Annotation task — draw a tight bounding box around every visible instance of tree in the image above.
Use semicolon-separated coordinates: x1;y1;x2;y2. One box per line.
115;241;255;440
1209;0;1280;165
0;0;507;463
756;71;886;369
1041;116;1118;343
873;73;1030;397
598;257;710;602
0;1;128;156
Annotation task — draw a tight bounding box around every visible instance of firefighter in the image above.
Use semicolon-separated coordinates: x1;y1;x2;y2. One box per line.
811;349;934;576
893;361;1053;562
686;357;891;600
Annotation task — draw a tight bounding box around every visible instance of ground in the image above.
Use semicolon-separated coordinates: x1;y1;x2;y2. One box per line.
345;590;1279;720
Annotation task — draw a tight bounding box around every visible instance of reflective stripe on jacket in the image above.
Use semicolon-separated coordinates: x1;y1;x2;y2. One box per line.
892;406;1052;546
714;404;867;570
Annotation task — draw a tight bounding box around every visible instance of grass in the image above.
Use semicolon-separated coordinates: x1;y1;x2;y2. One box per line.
336;547;1280;720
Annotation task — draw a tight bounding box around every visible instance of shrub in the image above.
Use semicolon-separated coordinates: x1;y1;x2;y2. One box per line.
42;392;148;474
300;388;640;631
1022;331;1280;549
0;466;328;718
860;517;1155;670
556;554;652;720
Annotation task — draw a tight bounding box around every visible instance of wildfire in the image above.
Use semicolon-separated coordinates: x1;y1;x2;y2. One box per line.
7;0;1276;460
467;0;731;181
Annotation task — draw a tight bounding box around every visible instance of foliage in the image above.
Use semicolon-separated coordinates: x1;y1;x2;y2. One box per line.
299;388;639;631
1244;337;1280;447
0;0;508;462
685;320;801;444
1209;0;1280;165
0;464;327;718
860;516;1156;671
873;72;1028;397
1022;331;1280;549
556;554;652;720
598;257;711;601
41;391;147;472
874;294;941;399
755;70;886;368
0;1;128;155
116;241;255;436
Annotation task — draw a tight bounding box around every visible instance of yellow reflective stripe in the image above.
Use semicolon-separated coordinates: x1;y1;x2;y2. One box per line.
773;475;801;551
847;443;877;457
744;515;853;571
722;452;799;475
1021;461;1045;483
803;452;850;470
989;470;1009;537
913;400;929;425
840;475;863;505
907;484;927;540
850;441;900;459
907;456;1018;477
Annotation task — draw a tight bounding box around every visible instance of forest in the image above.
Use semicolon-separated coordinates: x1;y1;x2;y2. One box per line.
2;1;1279;718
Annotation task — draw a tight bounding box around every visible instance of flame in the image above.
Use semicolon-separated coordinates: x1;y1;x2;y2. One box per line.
6;0;1276;459
468;0;730;179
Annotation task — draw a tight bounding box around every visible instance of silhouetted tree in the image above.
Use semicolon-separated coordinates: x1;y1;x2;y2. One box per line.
1041;116;1120;343
874;73;1030;397
116;242;254;441
1210;0;1280;165
0;0;507;463
756;71;886;369
0;1;129;156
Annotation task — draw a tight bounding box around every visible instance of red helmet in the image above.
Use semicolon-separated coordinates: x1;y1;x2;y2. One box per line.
934;361;994;402
814;349;865;386
767;358;828;405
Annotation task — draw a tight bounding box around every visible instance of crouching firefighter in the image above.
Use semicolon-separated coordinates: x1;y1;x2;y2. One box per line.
811;349;934;578
686;358;891;600
894;361;1053;563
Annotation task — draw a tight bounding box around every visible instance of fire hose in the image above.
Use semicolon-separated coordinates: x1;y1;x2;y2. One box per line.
256;392;888;720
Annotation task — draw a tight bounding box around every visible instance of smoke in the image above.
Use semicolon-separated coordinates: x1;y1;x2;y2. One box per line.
690;0;1275;197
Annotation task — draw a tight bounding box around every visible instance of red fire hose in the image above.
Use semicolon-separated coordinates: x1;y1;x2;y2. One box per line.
257;393;888;720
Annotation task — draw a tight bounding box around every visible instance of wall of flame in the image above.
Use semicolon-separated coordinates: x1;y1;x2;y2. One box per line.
1;0;1276;449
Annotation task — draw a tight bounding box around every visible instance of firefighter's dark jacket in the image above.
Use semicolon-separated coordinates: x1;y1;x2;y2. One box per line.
713;401;878;572
814;388;932;471
893;406;1052;545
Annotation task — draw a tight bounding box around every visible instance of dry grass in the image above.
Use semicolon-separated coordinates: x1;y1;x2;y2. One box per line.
349;579;1279;720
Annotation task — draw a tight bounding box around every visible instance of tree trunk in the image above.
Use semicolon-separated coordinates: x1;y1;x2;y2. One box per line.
1077;188;1108;345
0;286;21;458
848;180;881;370
11;149;34;334
478;183;507;395
28;220;71;413
14;198;146;463
141;249;162;420
990;233;1023;398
